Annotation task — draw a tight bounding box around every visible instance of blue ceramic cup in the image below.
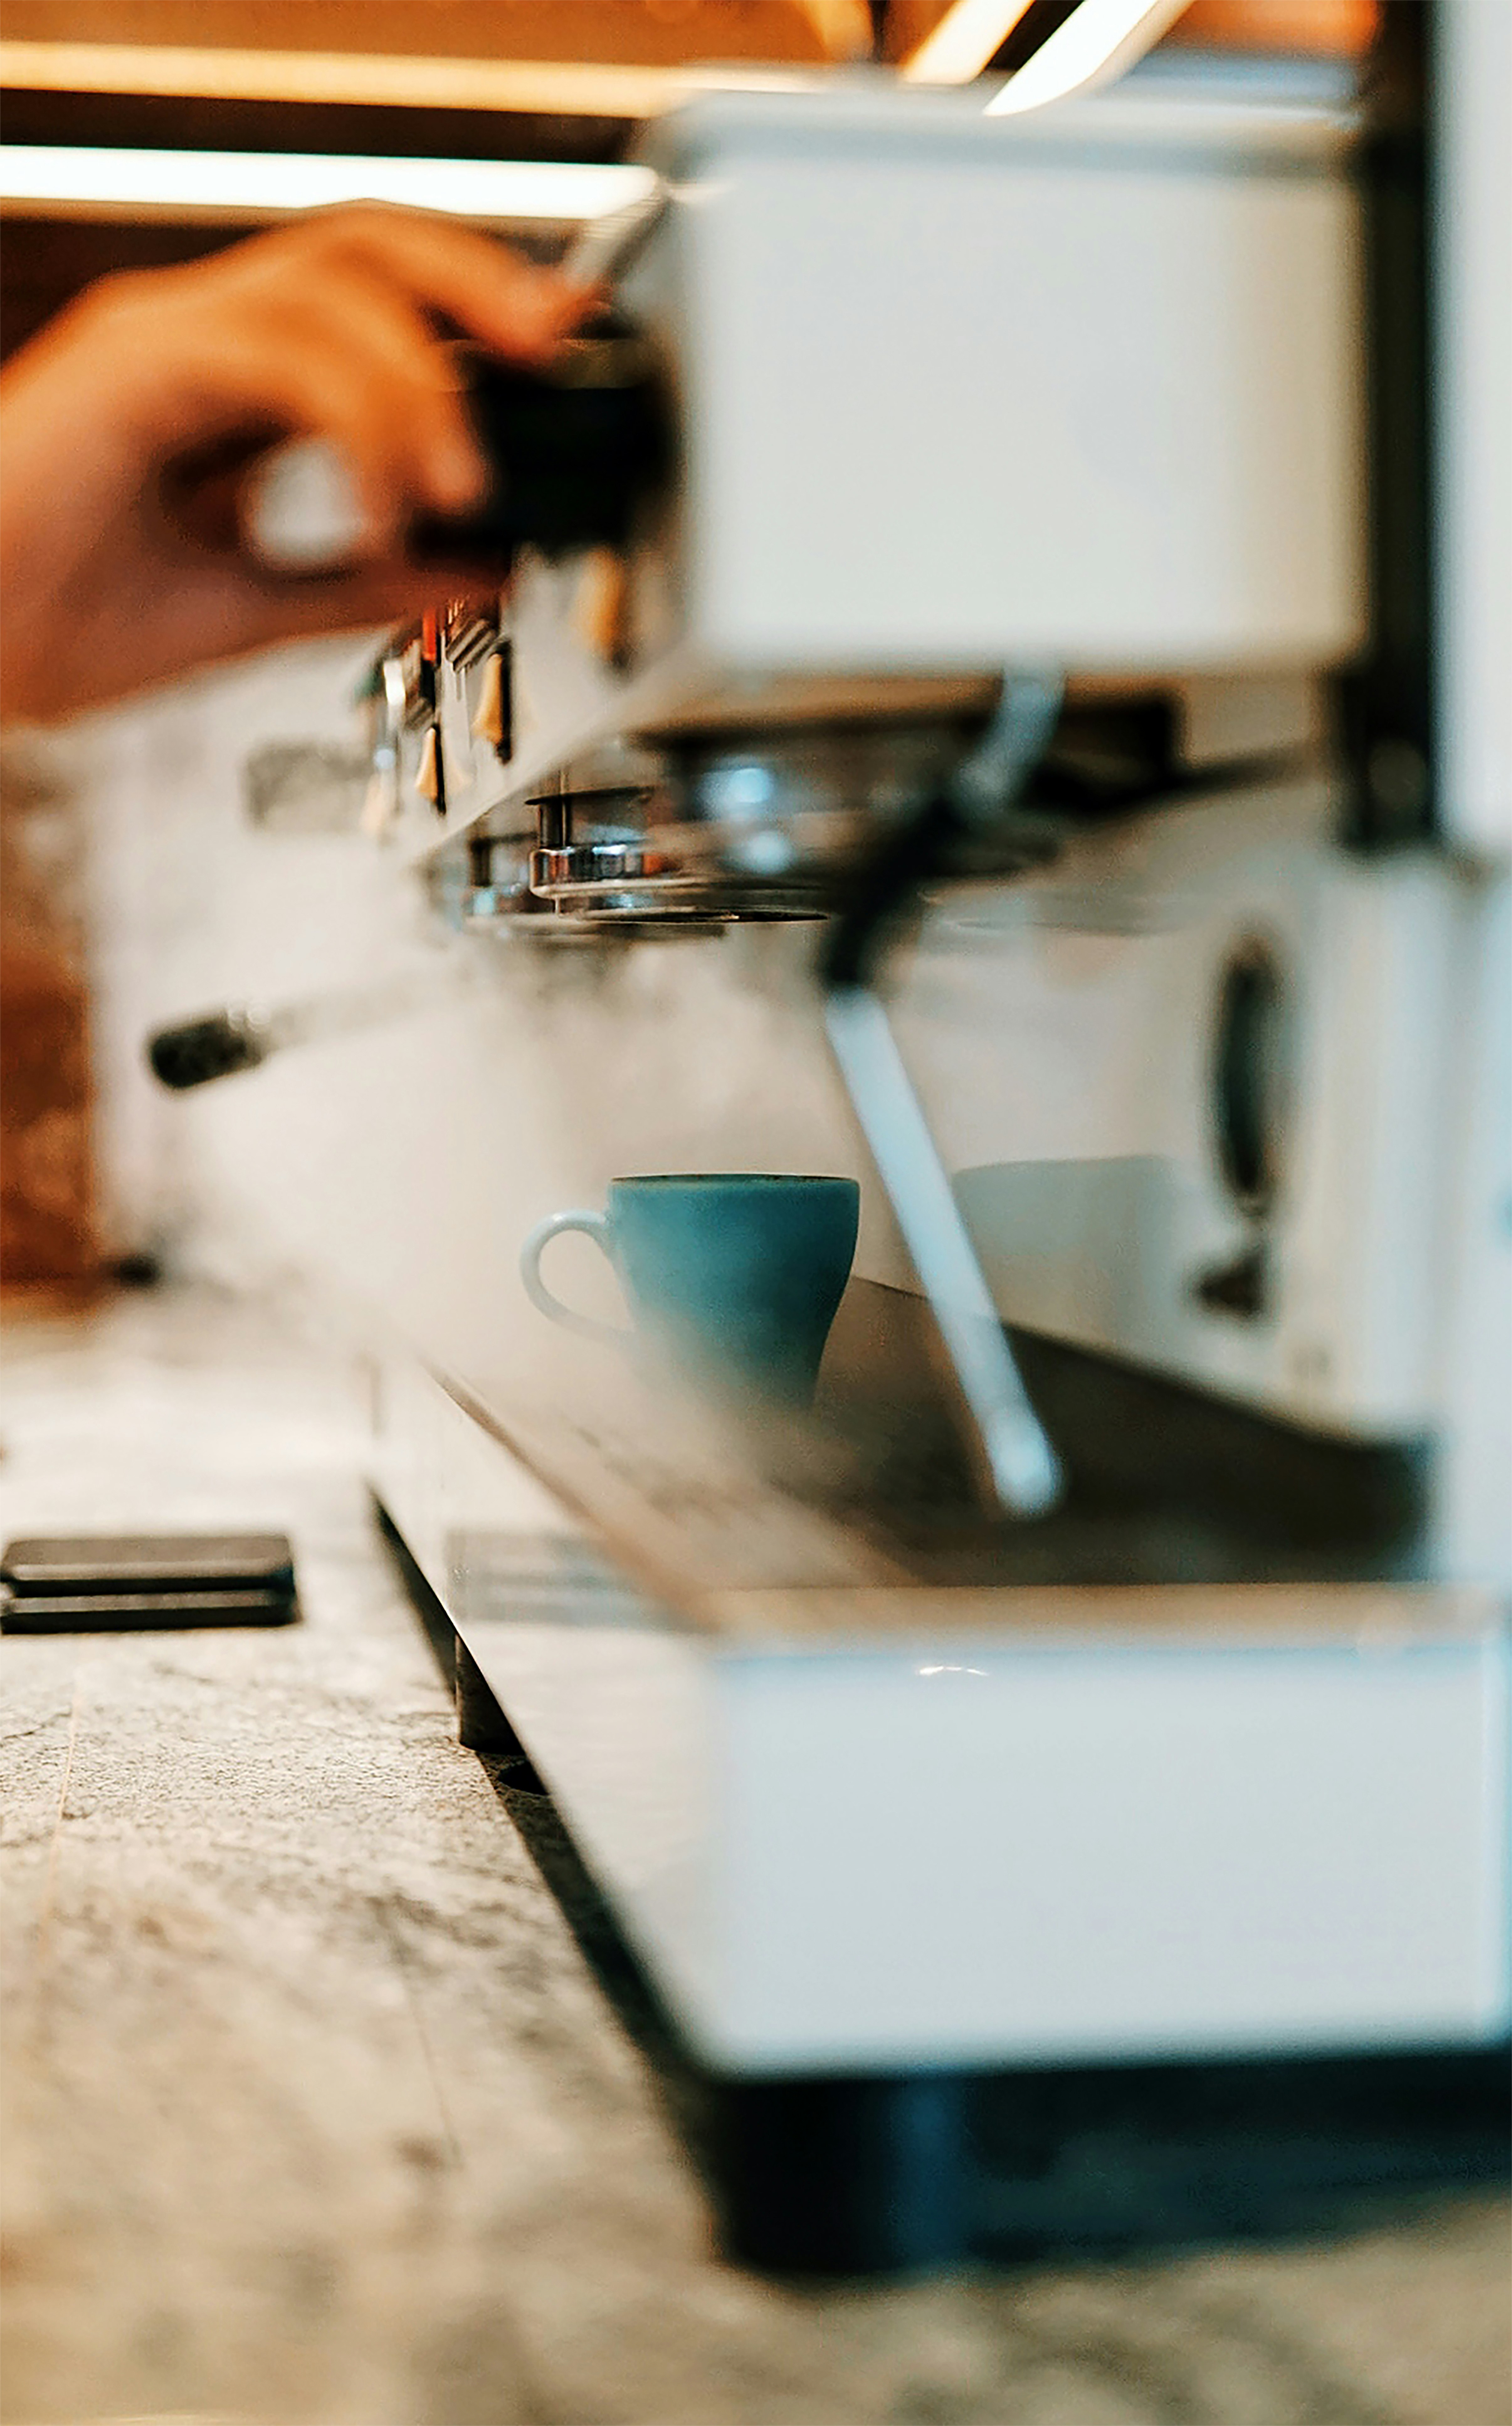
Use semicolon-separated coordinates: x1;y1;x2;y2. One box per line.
520;1173;860;1408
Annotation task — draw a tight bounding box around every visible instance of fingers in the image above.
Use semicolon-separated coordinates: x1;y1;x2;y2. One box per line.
148;269;493;556
168;306;423;555
166;210;600;553
228;555;503;661
66;209;600;545
282;206;600;364
285;266;487;514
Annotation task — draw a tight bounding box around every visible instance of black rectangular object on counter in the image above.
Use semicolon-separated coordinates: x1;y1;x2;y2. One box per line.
0;1533;298;1632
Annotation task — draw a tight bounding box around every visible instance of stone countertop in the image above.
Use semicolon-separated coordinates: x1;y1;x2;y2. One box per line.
1;1287;1507;2426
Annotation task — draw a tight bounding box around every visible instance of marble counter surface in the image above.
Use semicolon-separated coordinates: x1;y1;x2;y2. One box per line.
1;1287;1507;2426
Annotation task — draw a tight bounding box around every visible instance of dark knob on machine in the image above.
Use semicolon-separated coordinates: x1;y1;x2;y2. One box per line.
147;1011;269;1091
411;314;674;569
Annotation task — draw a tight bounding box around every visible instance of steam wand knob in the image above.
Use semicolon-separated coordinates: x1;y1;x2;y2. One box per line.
147;1010;270;1092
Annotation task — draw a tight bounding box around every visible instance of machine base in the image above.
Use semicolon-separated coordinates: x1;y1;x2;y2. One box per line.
707;2050;1510;2277
382;1509;1510;2277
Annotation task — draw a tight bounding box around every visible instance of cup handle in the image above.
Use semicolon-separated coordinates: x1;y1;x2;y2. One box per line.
519;1210;627;1341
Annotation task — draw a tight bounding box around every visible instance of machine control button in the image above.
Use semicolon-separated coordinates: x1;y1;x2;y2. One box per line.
1211;937;1288;1214
1192;1240;1269;1321
415;724;444;814
471;644;514;757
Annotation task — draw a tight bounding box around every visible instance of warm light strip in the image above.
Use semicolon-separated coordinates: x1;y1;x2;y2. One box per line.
0;40;814;121
0;144;660;224
984;0;1190;112
902;0;1035;86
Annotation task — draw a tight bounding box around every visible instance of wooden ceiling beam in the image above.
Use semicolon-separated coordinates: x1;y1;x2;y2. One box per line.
0;0;872;74
0;41;828;121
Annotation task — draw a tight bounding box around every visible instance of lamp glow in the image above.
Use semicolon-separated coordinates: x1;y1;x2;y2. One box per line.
984;0;1190;113
0;145;658;224
902;0;1036;85
0;42;821;121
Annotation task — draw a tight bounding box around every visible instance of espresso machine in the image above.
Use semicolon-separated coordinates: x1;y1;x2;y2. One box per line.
156;4;1510;2269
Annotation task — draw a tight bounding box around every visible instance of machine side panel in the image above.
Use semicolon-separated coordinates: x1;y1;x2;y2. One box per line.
710;1632;1511;2070
1436;0;1512;853
1434;876;1512;1584
686;149;1364;671
371;1356;727;2034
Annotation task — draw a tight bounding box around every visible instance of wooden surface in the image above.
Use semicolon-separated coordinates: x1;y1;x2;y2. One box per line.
0;3;870;68
2;1288;1508;2426
0;751;99;1295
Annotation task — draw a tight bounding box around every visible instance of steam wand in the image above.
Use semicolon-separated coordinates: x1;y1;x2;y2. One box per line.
819;670;1065;1518
145;973;442;1092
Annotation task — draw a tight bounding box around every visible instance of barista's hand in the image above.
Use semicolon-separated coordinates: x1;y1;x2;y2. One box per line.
0;208;596;724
